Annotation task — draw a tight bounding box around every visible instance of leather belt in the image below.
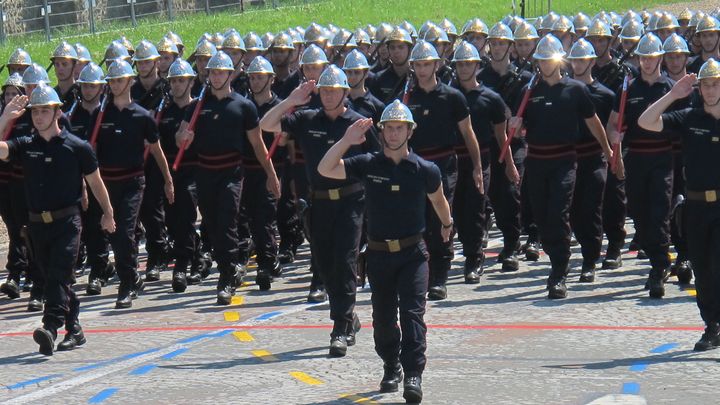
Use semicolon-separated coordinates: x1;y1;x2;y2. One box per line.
367;233;423;253
311;182;363;201
29;205;80;224
686;189;720;203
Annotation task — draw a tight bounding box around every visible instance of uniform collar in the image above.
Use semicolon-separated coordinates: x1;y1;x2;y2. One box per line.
377;149;420;171
318;106;355;121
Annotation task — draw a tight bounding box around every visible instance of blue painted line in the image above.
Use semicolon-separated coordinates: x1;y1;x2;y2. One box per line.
161;348;188;360
622;382;640;394
88;387;118;403
176;332;215;344
650;343;678;353
629;363;648;372
6;374;62;390
211;329;233;337
256;311;282;320
129;364;157;376
74;348;161;372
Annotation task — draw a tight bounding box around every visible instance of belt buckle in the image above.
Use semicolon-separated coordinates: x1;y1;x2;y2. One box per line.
41;211;53;224
387;239;401;253
706;190;717;203
328;189;340;201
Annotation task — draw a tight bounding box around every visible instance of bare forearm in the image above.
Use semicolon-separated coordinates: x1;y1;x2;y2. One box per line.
85;171;113;216
150;143;173;183
259;98;296;133
318;138;351;179
429;191;452;227
638;92;677;132
250;133;277;179
587;115;612;157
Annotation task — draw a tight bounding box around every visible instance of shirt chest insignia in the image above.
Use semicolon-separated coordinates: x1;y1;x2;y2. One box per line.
368;174;390;184
45;157;52;163
628;97;643;104
423;109;430;116
26;151;43;159
308;130;327;138
213;114;219;120
391;185;400;191
690;127;711;136
544;101;552;107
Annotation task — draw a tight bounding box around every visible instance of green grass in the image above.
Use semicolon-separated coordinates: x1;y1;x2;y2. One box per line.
0;0;692;80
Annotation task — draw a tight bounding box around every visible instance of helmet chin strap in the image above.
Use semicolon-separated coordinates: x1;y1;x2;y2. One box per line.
701;34;720;55
665;56;688;77
349;71;368;89
457;62;479;82
489;41;512;62
210;70;232;91
323;89;347;111
573;59;594;78
81;85;103;103
700;87;720;107
539;62;560;80
139;61;157;79
382;131;410;151
58;61;76;82
35;108;60;132
250;75;272;95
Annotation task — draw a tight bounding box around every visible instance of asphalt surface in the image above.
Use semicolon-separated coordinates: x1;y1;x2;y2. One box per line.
0;223;716;404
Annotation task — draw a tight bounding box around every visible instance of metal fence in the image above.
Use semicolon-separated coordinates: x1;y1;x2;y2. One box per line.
0;0;288;43
514;0;553;19
0;0;553;44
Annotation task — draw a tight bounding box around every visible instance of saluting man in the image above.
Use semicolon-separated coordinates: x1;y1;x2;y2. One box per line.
0;84;115;355
319;100;451;404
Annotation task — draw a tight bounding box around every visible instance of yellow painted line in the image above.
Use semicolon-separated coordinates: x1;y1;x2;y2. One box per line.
224;311;240;322
240;281;253;287
231;296;244;305
247;264;258;269
684;288;697;297
251;349;278;361
289;371;324;385
340;393;378;403
232;331;254;342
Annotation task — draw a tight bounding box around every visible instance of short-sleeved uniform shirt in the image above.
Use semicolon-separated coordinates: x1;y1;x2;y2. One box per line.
159;101;196;166
578;80;615;146
131;78;167;111
348;90;385;124
7;111;72;180
369;66;406;104
522;77;596;145
614;75;676;144
6;129;97;212
183;92;259;159
406;82;470;153
662;108;720;191
68;105;96;141
344;151;441;240
244;93;283;169
92;102;158;170
463;85;508;151
281;107;378;190
478;65;532;114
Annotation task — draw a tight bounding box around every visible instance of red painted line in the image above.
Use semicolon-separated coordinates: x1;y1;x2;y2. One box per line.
0;323;704;337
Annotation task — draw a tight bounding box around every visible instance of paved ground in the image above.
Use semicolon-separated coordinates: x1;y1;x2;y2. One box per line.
0;223;716;405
